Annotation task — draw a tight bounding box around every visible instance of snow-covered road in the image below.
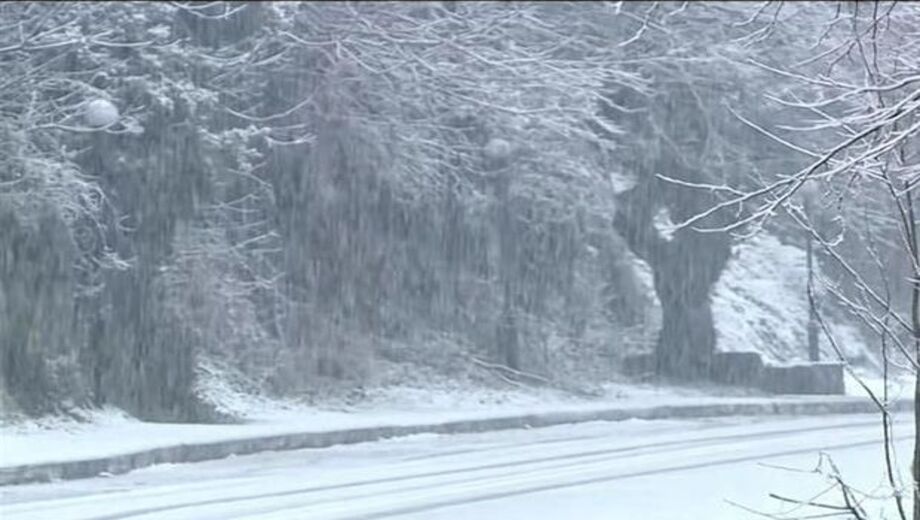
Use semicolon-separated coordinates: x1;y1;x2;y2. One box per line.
1;414;911;520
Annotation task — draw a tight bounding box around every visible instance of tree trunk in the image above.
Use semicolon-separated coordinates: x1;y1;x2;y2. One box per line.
614;181;731;381
905;187;920;520
654;270;718;379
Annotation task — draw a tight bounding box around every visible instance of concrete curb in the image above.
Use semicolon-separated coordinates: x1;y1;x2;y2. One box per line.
1;397;911;486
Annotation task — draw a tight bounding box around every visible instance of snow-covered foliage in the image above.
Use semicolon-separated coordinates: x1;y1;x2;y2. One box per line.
1;1;914;426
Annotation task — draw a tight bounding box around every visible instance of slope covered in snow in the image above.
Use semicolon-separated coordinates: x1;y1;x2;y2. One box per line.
713;233;875;368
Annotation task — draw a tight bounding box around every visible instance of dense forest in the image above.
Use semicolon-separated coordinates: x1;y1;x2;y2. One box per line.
0;1;916;424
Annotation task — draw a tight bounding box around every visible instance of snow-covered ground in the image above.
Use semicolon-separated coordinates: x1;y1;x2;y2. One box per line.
1;414;909;520
0;374;897;471
714;232;875;367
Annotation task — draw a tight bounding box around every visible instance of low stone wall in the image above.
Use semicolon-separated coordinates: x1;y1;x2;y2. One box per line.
623;351;846;396
711;352;765;386
760;363;846;395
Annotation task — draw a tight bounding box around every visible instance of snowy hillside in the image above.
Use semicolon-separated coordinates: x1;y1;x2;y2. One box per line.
713;233;875;368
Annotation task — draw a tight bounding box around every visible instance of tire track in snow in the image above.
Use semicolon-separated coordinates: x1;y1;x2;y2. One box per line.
9;417;887;520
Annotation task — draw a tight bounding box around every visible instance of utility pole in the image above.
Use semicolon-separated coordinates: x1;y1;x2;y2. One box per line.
806;230;819;361
484;138;520;370
802;184;820;362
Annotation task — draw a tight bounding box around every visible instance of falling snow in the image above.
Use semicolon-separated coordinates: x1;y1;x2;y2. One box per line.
1;2;918;519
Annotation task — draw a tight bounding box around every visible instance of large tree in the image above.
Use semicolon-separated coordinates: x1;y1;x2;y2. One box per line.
592;2;777;379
